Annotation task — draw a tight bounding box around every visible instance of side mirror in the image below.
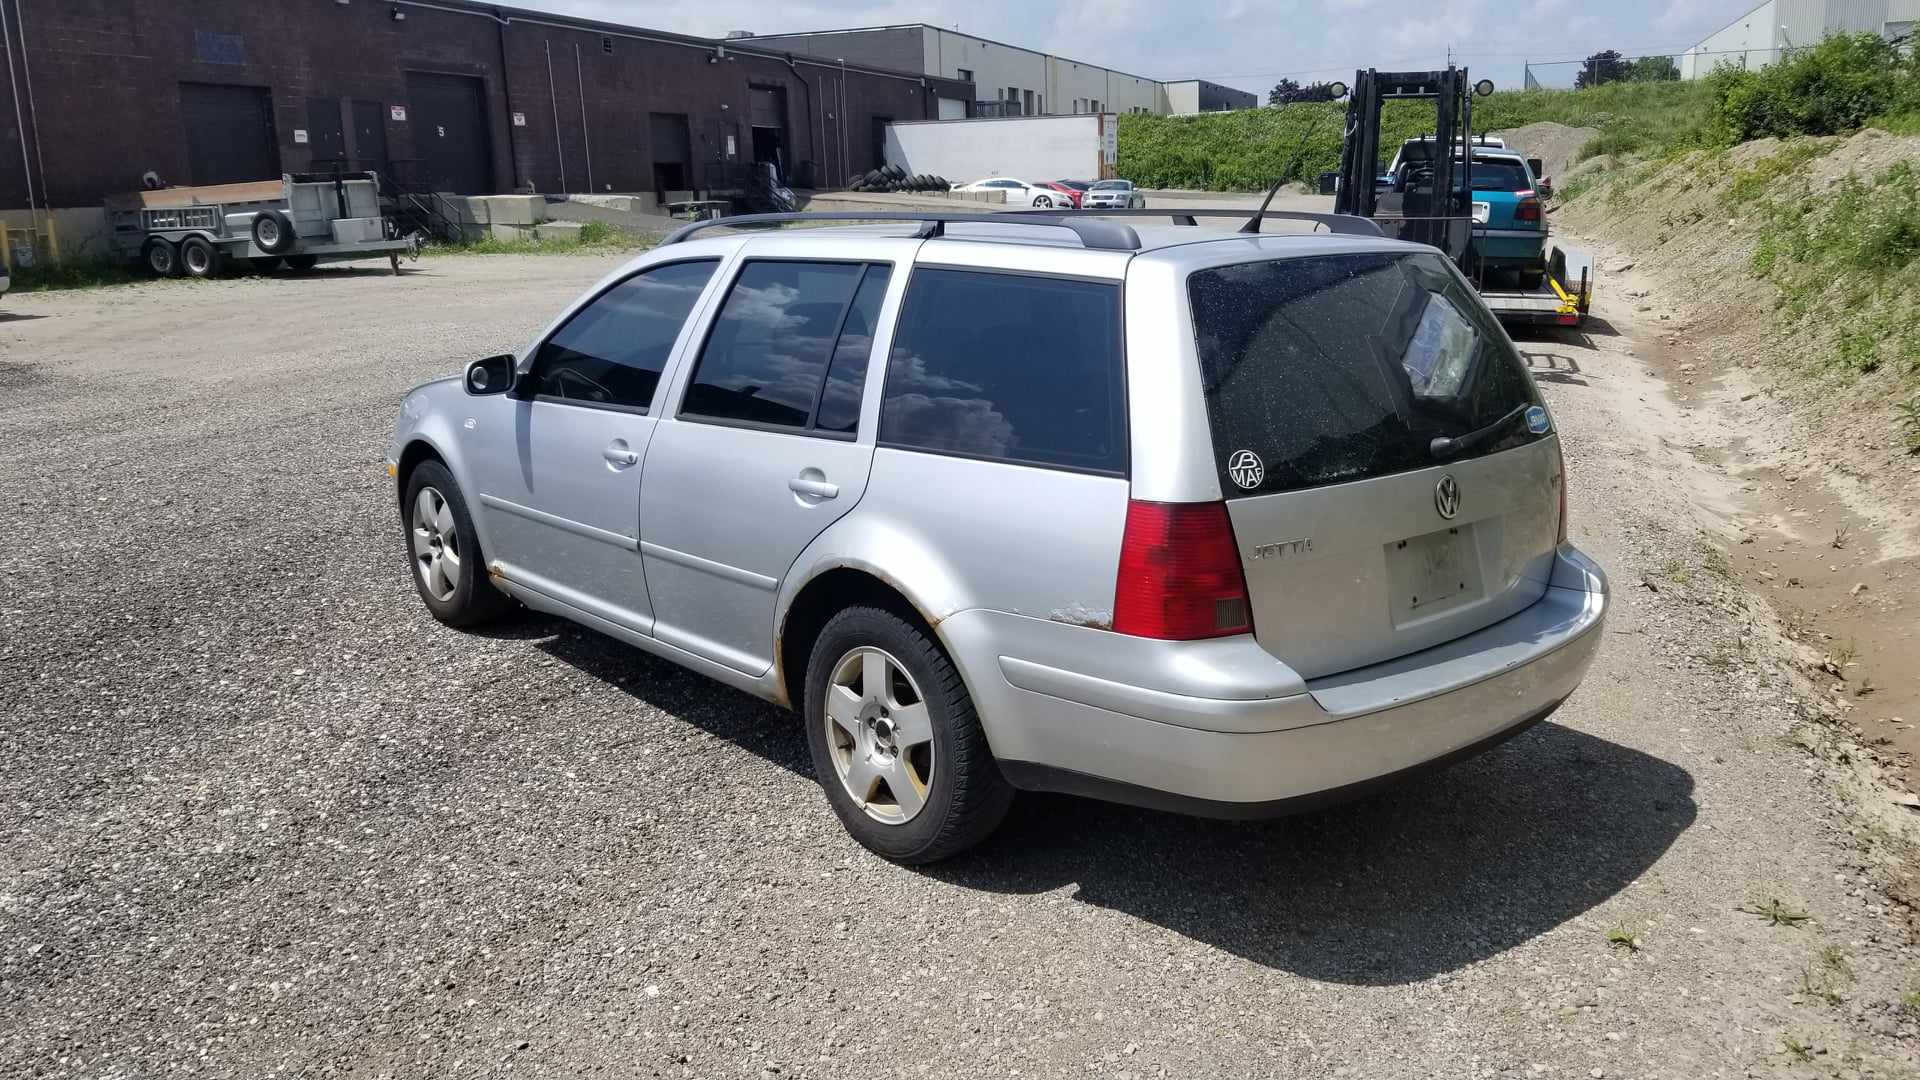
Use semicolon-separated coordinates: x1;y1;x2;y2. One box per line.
464;354;515;395
1317;171;1339;195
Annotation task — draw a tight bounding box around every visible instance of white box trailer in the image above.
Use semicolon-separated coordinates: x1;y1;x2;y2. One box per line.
884;113;1119;186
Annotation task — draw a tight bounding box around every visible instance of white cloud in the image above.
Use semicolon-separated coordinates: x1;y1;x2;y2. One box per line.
510;0;1757;94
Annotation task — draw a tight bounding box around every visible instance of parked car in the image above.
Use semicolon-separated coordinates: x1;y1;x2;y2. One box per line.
1384;150;1548;288
950;177;1063;208
1043;180;1089;208
1081;179;1145;209
387;212;1607;864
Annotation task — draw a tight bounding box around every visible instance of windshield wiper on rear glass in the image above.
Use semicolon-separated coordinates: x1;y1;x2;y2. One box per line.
1428;402;1532;459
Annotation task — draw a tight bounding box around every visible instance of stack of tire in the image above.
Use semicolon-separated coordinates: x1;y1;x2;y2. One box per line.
847;164;953;194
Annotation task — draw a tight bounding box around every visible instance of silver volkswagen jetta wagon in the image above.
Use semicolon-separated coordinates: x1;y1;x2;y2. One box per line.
387;210;1607;863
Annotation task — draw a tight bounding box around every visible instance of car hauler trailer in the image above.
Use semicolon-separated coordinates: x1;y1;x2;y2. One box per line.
1330;68;1594;328
108;172;413;278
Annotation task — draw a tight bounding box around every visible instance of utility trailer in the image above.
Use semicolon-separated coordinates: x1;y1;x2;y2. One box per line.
1330;67;1595;328
107;172;413;279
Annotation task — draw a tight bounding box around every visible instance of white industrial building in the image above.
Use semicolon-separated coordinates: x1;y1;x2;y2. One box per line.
740;24;1169;117
1679;0;1916;77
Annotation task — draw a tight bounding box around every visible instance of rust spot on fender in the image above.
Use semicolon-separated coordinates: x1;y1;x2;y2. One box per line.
487;561;510;584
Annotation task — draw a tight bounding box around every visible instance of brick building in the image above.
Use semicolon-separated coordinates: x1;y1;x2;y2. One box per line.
0;0;975;213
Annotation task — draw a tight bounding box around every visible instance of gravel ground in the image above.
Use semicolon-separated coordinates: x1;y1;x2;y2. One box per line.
1;254;1915;1079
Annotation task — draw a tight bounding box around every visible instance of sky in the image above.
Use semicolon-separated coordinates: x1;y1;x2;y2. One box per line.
505;0;1759;93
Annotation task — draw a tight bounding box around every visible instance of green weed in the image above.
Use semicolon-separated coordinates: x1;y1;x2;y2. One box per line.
1781;1034;1813;1061
1740;898;1812;926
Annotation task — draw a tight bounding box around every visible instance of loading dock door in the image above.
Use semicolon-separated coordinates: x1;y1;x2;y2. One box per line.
650;112;692;195
180;83;279;186
351;99;392;177
404;72;492;194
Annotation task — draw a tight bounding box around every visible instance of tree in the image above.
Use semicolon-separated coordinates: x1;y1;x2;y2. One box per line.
1269;79;1342;105
1626;55;1680;81
1574;49;1628;88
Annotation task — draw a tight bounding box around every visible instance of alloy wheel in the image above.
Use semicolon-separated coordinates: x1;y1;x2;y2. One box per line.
822;646;936;825
410;486;461;602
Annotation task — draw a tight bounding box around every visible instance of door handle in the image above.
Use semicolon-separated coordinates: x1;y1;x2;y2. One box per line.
603;442;639;468
788;476;839;500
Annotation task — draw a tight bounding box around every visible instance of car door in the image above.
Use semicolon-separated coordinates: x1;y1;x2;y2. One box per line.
468;257;723;632
638;242;908;675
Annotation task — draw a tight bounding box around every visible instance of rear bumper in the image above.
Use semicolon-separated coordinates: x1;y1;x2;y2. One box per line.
943;544;1607;814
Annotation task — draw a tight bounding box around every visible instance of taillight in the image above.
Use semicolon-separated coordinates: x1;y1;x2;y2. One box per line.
1516;199;1542;222
1112;500;1253;640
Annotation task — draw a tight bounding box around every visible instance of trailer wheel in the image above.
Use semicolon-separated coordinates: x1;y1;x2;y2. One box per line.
180;236;218;278
285;255;320;272
252;209;296;255
144;238;180;277
248;256;283;274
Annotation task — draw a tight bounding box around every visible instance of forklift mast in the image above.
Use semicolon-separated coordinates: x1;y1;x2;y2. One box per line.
1333;67;1476;262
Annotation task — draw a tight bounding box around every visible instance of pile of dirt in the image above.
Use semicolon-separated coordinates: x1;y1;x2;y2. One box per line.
1553;125;1920;825
1490;121;1602;184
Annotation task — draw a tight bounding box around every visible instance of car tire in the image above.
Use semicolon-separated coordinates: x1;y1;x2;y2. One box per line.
251;209;296;255
144;238;180;277
401;460;513;628
1034;195;1053;208
180;236;219;278
804;605;1013;864
285;255;320;272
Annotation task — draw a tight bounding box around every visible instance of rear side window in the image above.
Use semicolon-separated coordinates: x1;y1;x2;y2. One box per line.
529;259;718;411
880;269;1125;474
1189;251;1542;498
682;260;889;433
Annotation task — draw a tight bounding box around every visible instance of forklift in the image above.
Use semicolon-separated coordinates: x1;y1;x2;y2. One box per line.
1330;67;1594;327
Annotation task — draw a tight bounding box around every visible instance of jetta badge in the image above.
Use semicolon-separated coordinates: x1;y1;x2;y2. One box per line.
1227;449;1265;490
1434;474;1462;519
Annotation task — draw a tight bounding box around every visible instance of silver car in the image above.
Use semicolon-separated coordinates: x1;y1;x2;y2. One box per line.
1082;179;1145;209
386;211;1607;863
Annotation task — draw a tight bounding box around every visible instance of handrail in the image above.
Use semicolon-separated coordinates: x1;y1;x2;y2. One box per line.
661;210;1144;251
1002;206;1386;237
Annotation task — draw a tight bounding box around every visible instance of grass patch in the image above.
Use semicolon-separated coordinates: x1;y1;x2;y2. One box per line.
1746;160;1920;378
1781;1034;1814;1062
3;256;139;293
1606;927;1641;952
1901;989;1920;1016
422;220;657;257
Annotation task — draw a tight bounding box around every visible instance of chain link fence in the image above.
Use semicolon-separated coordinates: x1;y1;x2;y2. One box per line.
1522;47;1789;90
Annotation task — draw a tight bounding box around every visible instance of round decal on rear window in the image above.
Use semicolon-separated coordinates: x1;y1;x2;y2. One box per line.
1227;449;1265;490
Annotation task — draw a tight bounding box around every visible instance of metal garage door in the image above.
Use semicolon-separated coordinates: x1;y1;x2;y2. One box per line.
404;72;492;194
180;83;279;186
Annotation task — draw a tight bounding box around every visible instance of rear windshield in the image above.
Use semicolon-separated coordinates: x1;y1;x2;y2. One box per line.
1466;161;1532;192
1189;251;1545;498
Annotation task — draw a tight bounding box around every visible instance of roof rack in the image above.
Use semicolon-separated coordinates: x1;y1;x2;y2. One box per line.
660;210;1144;251
1004;207;1385;237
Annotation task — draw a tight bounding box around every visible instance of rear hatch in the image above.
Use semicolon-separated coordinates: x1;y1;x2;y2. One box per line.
1187;250;1561;679
1465;158;1538;231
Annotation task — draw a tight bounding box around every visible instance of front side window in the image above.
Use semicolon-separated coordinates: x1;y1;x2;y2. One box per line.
528;259;718;411
1188;251;1543;498
681;260;890;434
880;269;1125;474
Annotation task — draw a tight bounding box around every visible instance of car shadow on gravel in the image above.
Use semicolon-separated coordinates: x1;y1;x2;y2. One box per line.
930;722;1694;985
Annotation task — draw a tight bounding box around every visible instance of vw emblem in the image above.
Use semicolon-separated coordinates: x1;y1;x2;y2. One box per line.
1227;449;1265;490
1434;474;1462;519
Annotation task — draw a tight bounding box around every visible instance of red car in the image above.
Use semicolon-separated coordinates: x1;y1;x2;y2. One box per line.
1039;180;1087;208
